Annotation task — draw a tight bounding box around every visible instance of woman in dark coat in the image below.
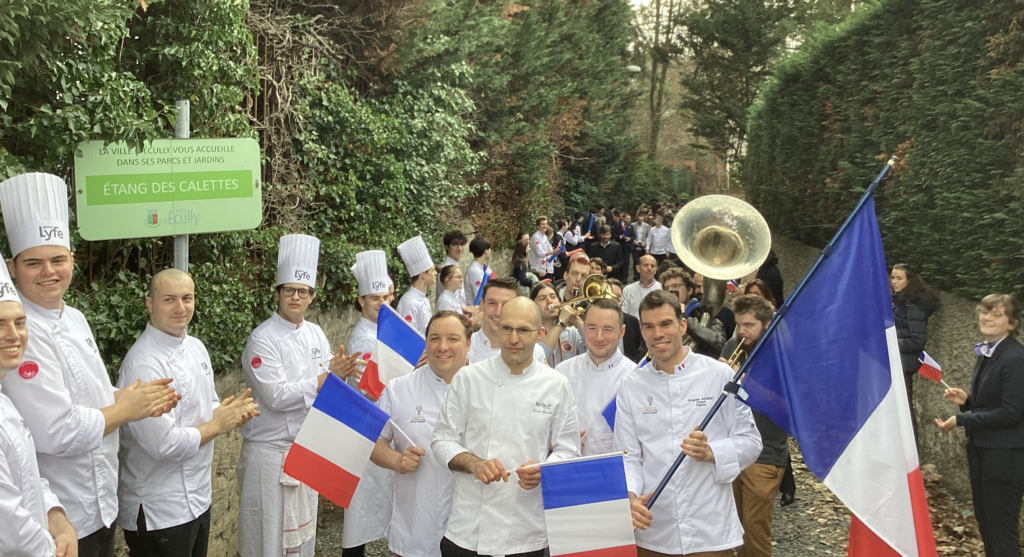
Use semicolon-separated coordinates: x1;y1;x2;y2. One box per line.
756;249;785;305
936;294;1024;557
890;263;940;434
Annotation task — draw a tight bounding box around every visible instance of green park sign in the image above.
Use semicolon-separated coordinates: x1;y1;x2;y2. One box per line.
74;138;262;240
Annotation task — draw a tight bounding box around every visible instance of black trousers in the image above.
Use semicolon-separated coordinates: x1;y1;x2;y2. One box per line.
123;506;211;557
78;524;116;557
441;537;546;557
966;443;1024;557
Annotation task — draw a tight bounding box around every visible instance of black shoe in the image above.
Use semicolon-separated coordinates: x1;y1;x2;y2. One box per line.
780;492;795;507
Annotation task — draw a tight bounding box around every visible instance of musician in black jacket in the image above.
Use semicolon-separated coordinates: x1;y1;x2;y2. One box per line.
936;294;1024;557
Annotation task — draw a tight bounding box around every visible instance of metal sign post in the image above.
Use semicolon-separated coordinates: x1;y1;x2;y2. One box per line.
174;100;190;272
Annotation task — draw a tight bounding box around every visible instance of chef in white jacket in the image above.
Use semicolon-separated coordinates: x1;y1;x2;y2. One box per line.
554;298;635;456
370;310;471;557
0;172;179;557
467;278;547;365
237;234;360;557
342;250;397;557
396;235;436;336
118;269;259;556
528;217;556;276
615;291;761;557
0;252;78;557
432;297;580;557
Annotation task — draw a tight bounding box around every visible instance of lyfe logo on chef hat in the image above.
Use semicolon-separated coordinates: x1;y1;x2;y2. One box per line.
0;173;71;258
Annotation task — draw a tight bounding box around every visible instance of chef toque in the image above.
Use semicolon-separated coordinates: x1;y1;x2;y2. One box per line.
353;250;392;296
0;173;70;257
277;234;319;288
397;235;435;278
0;249;20;304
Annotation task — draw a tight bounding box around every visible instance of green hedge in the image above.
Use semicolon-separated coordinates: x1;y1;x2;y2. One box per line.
744;0;1024;300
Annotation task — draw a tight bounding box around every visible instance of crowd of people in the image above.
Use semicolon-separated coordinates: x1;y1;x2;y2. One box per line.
0;173;1020;557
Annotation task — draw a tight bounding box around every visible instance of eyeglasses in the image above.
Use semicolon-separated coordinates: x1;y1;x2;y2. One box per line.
280;287;315;299
497;325;540;338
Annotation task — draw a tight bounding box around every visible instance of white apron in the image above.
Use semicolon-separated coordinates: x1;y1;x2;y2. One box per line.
237;441;317;557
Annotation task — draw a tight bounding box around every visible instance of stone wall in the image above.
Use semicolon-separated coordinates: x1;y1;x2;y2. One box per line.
770;233;1022;534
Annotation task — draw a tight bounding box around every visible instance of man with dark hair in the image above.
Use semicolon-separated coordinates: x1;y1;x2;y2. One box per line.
438;230;468;302
617;290;760;557
467;278;547;364
464;237;492;303
371;311;473;557
587;225;625;280
660;269;727;358
555;298;634;456
720;295;785;557
433;299;580;557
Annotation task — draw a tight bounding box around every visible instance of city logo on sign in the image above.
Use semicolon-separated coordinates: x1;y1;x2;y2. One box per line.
38;226;64;241
146;210;159;228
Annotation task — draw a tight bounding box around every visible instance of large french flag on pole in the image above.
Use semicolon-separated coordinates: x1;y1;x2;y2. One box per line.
284;373;389;507
358;303;425;399
740;179;937;556
540;453;636;557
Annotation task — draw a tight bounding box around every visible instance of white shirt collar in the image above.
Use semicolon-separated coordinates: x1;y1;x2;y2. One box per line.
271;310;305;331
649;347;696;376
587;349;624;371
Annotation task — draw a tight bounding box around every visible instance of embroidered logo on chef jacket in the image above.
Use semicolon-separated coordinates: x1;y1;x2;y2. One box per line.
311;347;322;359
18;361;39;380
405;315;413;323
251;356;263;369
687;396;714;408
201;362;211;376
533;401;554;415
561;340;574;352
85;337;98;353
410;405;426;424
643;395;658;415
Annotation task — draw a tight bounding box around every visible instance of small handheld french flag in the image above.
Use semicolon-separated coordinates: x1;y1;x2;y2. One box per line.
358;304;426;399
540;453;636;557
726;279;741;292
283;374;389;507
918;351;946;386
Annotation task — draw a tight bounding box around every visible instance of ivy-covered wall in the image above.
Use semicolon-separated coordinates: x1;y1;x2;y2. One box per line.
744;0;1024;301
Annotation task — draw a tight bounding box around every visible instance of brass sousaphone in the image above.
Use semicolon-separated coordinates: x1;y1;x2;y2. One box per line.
671;195;772;349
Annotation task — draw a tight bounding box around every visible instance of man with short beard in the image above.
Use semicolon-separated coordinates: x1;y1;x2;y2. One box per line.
370;311;473;557
238;234;360;557
118;269;259;556
0;252;78;555
0;173;179;557
433;298;580;557
555;298;635;456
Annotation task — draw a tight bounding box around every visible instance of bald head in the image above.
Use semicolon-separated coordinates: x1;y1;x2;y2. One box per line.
149;268;194;298
501;296;541;329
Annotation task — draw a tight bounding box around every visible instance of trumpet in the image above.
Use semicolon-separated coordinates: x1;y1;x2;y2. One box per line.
726;341;749;368
548;274;620;316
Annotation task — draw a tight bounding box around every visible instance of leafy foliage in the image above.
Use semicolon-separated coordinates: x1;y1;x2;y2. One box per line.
745;0;1024;300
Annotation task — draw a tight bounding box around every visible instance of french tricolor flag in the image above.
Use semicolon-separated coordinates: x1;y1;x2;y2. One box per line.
917;351;943;384
540;453;636;557
358;304;425;399
741;190;937;556
283;374;388;507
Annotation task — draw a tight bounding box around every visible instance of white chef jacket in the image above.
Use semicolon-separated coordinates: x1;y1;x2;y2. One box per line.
540;326;586;368
554;349;635;456
466;329;547;365
613;349;761;555
378;365;456;557
437;289;466;314
437;256;461;303
647;225;671;255
397;287;432;336
0;297;117;537
622;280;662;318
241;312;332;450
116;324;219;531
529;230;554;274
464;261;488;304
432;356;581;556
0;387;64;556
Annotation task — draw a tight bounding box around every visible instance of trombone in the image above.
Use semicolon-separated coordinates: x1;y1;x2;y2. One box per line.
549;274;621;317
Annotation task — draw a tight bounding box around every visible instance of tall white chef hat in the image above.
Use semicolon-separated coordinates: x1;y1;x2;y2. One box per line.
397;235;435;278
0;249;21;305
0;172;70;257
352;250;392;297
276;234;319;288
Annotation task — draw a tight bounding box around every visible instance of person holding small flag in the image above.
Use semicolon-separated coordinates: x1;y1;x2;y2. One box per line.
118;269;259;556
433;296;581;557
464;238;493;304
237;234;360;557
397;236;438;337
555;298;635;456
0;172;180;557
347;250;395;389
935;294;1024;557
719;295;787;557
615;290;761;557
467;278;548;365
0;249;78;556
370;310;473;557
